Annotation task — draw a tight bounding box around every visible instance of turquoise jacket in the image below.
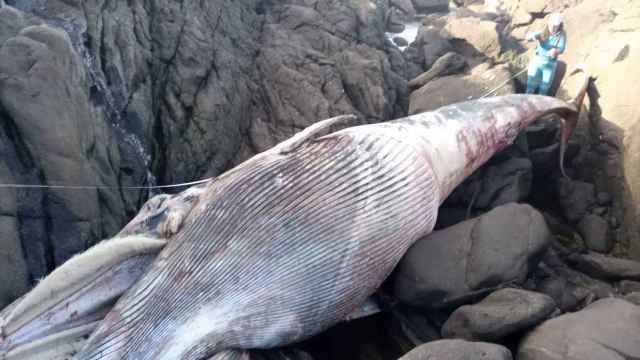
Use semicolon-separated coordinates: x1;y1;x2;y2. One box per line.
533;30;566;64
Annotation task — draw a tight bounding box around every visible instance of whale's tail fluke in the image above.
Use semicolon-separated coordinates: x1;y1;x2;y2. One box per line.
558;63;591;179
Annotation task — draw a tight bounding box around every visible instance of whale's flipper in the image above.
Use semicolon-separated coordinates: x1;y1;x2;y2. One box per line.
0;235;164;359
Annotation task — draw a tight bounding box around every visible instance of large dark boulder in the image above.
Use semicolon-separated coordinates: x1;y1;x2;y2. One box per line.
617;280;640;294
441;288;557;342
404;26;452;77
518;298;640;360
0;163;29;307
567;253;640;282
391;0;417;16
411;0;449;14
408;52;467;90
394;203;551;308
534;274;585;312
399;339;512;360
577;214;612;253
393;36;409;47
556;179;596;223
441;133;531;217
409;63;514;115
532;246;615;312
441;15;502;60
473;157;532;209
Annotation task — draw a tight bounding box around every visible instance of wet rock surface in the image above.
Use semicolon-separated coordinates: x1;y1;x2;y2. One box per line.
471;157;533;209
0;9;142;289
409;63;515;114
531;245;616;311
391;0;417;16
404;26;453;79
399;339;513;360
441;288;557;342
577;214;612;253
408;51;467;90
556;179;596;223
567;252;640;282
518;298;640;360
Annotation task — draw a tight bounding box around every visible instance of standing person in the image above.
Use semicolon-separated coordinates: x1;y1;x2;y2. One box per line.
526;13;567;95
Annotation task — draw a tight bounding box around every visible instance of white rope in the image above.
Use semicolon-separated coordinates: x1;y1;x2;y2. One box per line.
0;66;528;193
465;66;530;101
0;55;540;192
479;67;529;99
0;177;213;190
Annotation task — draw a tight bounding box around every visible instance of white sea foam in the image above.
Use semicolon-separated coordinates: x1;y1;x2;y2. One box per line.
385;21;421;51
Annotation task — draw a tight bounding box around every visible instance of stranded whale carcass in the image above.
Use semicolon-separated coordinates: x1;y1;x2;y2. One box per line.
0;79;588;359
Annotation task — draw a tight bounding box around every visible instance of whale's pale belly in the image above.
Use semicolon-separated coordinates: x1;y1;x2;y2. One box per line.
78;131;439;359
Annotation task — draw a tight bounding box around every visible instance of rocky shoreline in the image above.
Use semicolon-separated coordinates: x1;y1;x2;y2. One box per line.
0;0;639;359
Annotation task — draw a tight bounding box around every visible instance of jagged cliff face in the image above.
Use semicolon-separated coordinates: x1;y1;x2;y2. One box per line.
64;0;410;179
0;0;409;306
0;4;144;305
